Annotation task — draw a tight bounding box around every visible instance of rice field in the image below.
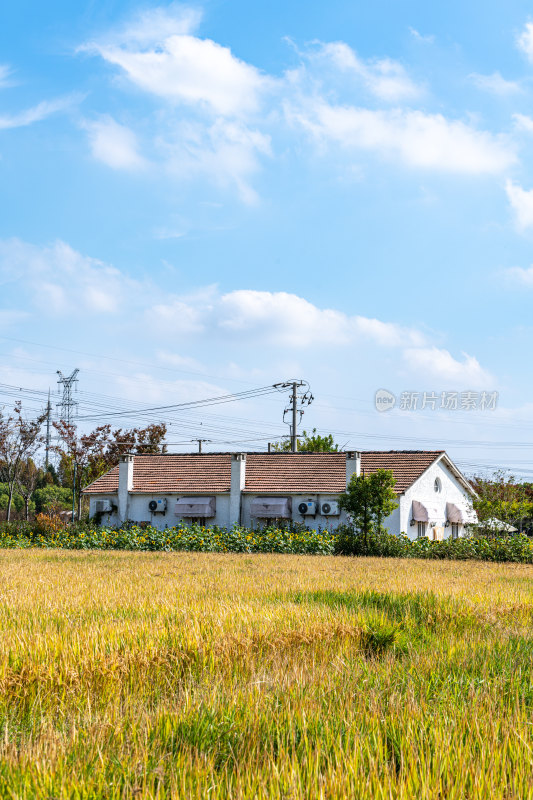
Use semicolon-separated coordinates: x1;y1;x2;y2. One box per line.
0;550;532;799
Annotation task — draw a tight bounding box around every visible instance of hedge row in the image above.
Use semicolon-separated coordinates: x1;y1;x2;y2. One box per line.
0;522;335;555
0;521;533;563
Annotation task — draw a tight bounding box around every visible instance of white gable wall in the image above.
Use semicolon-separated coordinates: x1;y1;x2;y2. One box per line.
399;458;475;539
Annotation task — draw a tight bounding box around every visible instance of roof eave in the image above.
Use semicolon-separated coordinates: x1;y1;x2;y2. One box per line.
438;453;479;498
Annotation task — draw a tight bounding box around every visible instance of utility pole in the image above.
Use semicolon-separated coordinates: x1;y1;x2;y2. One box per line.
56;369;79;427
291;382;298;453
192;438;210;453
45;390;52;468
273;380;314;453
72;462;76;522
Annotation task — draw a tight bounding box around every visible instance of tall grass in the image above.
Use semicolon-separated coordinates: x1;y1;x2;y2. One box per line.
0;551;532;798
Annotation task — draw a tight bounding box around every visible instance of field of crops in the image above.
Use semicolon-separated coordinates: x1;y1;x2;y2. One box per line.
0;550;532;798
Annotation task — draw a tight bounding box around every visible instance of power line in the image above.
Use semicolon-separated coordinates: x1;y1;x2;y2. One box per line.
75;385;279;422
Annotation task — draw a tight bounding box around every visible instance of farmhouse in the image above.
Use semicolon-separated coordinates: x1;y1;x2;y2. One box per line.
83;450;477;539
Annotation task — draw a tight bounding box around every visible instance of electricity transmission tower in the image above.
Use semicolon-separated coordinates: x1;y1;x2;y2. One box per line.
273;380;314;452
56;369;79;427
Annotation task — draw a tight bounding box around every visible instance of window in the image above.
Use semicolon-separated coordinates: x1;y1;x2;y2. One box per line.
434;478;442;493
451;523;459;539
417;521;426;538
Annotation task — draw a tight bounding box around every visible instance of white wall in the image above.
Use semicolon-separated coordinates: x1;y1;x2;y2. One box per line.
89;492;350;530
381;504;402;537
89;493;231;529
241;493;350;530
400;459;475;540
87;458;475;539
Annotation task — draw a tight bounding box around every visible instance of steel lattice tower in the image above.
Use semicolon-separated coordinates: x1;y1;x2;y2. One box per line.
56;369;79;427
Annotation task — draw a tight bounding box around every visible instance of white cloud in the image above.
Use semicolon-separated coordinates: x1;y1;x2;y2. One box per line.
85;28;270;117
513;113;533;133
312;41;421;102
156;350;205;371
151;288;425;349
403;347;493;387
505;180;533;229
469;71;522;95
83;116;146;170
118;4;202;46
408;28;435;44
288;100;515;174
503;265;533;286
149;289;493;385
81;10;517;202
0;238;144;315
81;7;273;199
150;297;206;335
114;373;226;405
517;22;533;62
0;64;13;88
0;95;77;130
161;118;271;204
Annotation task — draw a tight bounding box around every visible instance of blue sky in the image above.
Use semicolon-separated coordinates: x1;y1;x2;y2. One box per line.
2;0;533;476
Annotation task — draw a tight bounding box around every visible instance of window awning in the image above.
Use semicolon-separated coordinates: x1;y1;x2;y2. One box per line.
446;502;478;524
175;497;216;518
411;500;443;524
250;497;291;518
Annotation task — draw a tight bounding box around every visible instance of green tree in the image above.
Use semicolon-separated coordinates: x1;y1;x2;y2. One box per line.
472;471;533;535
33;485;73;514
339;469;398;548
271;429;339;452
54;421;168;519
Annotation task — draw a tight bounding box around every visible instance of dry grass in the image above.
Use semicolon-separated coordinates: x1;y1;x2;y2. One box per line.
0;550;533;798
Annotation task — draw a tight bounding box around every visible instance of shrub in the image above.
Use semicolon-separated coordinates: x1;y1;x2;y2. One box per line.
0;520;532;564
33;512;66;537
33;486;72;513
334;525;407;557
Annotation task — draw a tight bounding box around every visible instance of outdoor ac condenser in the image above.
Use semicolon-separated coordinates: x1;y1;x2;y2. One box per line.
321;501;340;516
148;498;167;514
298;500;317;516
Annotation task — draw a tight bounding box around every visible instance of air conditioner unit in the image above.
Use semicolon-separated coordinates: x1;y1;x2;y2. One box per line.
321;501;340;516
95;499;113;514
148;498;167;514
298;500;317;516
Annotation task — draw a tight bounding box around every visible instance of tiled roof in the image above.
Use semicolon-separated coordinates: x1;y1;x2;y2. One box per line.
361;451;445;493
84;464;120;494
83;450;444;496
83;454;232;494
244;453;346;493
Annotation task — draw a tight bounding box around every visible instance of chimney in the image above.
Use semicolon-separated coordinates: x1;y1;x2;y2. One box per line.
346;451;361;487
118;453;134;522
229;453;246;526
